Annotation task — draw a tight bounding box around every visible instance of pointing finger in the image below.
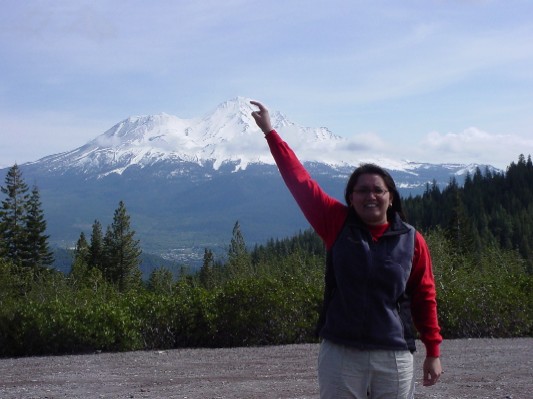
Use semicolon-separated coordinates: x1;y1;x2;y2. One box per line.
250;100;267;112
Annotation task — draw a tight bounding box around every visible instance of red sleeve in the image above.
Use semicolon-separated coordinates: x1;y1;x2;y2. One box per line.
265;130;347;249
407;231;443;357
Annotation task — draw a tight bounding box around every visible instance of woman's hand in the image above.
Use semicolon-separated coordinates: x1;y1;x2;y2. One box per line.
423;356;443;386
250;100;273;134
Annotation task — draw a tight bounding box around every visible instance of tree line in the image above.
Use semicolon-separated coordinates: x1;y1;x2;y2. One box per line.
403;154;533;272
0;159;532;357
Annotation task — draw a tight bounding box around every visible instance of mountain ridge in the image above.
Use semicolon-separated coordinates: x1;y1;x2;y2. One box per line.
26;97;495;179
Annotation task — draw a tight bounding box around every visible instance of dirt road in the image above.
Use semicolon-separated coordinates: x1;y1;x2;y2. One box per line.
0;338;531;398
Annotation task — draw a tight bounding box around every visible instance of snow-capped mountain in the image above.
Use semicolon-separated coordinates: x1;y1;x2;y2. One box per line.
10;97;500;262
30;96;492;181
33;97;341;177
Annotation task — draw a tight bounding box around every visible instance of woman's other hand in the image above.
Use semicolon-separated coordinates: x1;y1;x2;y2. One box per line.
423;357;443;386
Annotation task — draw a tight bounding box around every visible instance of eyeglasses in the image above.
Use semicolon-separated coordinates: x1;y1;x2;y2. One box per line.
352;187;389;197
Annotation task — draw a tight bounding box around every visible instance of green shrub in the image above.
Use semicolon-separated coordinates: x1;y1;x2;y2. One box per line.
0;296;143;357
127;286;217;349
211;276;321;347
427;230;533;338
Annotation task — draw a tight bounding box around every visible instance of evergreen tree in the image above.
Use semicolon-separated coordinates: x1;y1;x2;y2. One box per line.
88;220;104;271
74;232;89;264
226;221;250;279
199;248;216;289
70;232;91;284
443;179;476;255
102;201;142;291
22;186;54;269
0;164;30;264
228;221;247;260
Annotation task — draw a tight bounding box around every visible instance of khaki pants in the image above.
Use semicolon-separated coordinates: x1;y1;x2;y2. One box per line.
318;339;415;399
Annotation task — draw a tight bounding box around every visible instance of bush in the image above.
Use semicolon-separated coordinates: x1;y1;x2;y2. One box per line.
128;285;217;349
426;230;533;338
211;276;321;347
0;296;143;357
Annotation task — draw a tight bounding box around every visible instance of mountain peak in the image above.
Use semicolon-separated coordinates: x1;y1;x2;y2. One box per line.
213;96;253;115
198;96;257;141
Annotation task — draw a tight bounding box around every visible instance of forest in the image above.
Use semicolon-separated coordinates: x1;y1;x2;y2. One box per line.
404;154;533;273
0;156;532;357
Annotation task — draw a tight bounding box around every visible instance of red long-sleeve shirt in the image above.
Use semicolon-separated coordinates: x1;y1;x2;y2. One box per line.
266;130;442;357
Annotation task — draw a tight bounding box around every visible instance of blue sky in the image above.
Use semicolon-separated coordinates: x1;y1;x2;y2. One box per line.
1;0;533;169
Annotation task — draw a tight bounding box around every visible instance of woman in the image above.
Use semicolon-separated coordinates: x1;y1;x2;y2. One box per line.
250;100;442;399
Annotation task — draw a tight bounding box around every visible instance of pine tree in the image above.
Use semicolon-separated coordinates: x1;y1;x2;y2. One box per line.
70;231;92;284
102;201;142;291
22;186;54;269
88;220;104;271
444;180;475;255
228;221;246;260
0;164;30;264
74;232;89;264
199;248;216;289
226;221;250;279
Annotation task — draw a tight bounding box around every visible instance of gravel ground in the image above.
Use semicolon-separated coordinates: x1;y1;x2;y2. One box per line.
0;338;531;399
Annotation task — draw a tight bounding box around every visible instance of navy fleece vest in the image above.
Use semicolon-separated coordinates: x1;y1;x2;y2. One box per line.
317;212;417;352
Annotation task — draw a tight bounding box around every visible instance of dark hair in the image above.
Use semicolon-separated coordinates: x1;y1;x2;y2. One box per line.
344;163;406;222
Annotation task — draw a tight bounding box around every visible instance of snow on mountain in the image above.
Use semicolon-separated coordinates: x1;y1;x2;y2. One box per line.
33;97;343;177
28;96;499;179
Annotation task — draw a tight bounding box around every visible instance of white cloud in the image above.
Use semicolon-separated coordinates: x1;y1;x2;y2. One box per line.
416;128;533;168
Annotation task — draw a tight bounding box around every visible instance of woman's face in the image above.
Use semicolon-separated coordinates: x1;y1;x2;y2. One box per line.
349;173;393;226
